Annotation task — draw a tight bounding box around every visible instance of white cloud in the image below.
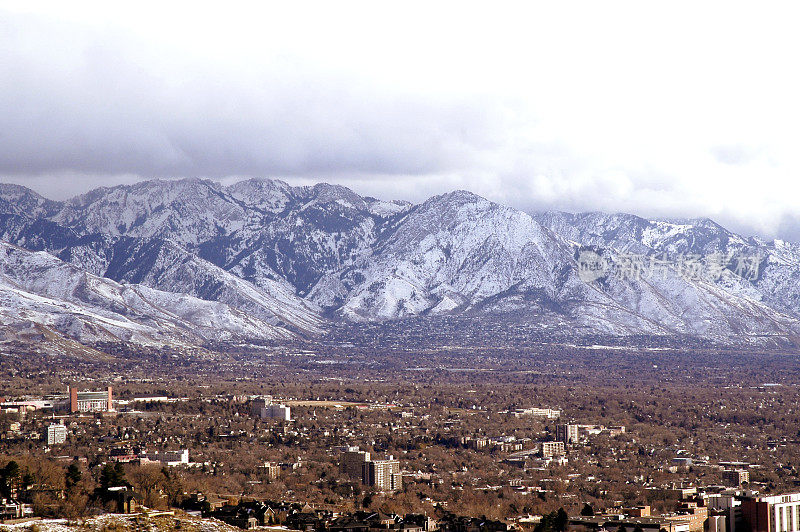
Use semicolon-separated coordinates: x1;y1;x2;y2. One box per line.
1;1;799;240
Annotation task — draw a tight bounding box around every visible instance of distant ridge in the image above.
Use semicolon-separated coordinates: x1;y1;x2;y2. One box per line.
1;177;799;347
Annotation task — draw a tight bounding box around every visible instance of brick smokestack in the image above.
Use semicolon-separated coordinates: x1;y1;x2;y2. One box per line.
107;386;113;412
69;386;78;413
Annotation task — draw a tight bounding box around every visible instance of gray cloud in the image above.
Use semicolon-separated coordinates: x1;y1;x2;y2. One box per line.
0;11;503;180
2;5;800;242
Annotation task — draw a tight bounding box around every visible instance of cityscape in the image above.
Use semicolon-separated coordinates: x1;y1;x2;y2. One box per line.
3;339;800;532
3;3;800;532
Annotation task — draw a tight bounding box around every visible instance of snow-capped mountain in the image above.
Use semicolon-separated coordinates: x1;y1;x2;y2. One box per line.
0;242;296;345
533;211;800;321
308;191;800;341
309;190;578;319
1;178;800;346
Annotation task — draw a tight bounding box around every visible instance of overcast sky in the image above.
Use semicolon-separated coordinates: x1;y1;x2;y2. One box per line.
2;2;799;240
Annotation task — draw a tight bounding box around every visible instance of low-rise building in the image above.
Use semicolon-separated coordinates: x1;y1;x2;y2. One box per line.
0;499;31;520
142;449;189;466
570;515;693;532
66;386;114;413
513;407;561;419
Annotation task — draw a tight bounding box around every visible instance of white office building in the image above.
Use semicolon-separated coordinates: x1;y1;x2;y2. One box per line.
46;423;67;445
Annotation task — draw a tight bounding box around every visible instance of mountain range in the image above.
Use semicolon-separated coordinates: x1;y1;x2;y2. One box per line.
1;178;799;348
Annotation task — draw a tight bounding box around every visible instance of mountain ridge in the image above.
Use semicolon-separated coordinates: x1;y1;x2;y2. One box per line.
1;177;799;348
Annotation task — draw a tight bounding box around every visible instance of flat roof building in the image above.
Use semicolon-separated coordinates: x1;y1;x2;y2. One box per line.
723;469;750;487
339;447;402;491
68;386;113;413
365;457;402;491
570;515;693;532
142;449;189;466
541;441;566;457
556;424;580;444
252;398;291;422
340;447;371;480
46;423;67;445
742;492;800;532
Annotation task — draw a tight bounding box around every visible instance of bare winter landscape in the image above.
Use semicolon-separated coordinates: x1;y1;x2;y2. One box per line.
2;3;800;532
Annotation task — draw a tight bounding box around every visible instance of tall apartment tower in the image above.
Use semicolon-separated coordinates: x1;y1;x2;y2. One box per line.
723;469;750;487
46;423;67;445
252;397;291;421
364;457;402;491
556;424;580;444
340;447;370;480
339;447;402;491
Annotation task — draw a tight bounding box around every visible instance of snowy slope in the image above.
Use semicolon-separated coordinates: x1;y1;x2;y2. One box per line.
0;242;295;343
309;190;575;319
534;211;800;319
305;191;800;341
1;179;800;344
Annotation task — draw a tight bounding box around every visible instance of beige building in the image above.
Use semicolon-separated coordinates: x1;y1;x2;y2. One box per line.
142;449;189;466
364;457;402;491
252;398;291;421
723;469;750;487
339;447;402;491
68;386;113;412
556;424;580;444
340;446;371;480
541;441;566;457
261;462;280;480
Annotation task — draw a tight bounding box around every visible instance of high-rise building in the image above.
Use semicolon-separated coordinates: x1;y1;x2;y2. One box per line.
262;462;280;480
264;404;291;421
723;469;750;487
340;447;371;480
556;424;580;444
364;457;402;491
252;398;291;421
46;423;67;445
339;447;402;491
541;441;566;457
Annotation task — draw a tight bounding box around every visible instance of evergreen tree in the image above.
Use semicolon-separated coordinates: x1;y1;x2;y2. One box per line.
555;508;569;532
66;463;82;489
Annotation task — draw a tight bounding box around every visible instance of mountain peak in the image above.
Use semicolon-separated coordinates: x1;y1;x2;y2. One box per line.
0;182;63;218
0;182;44;197
420;189;492;211
226;177;292;190
299;182;368;211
